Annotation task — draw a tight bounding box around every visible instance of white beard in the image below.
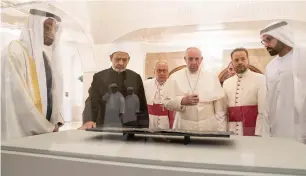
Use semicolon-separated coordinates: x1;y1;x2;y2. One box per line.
112;66;126;72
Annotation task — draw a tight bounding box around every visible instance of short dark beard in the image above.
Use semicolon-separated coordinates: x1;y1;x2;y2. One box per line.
235;65;247;74
266;41;285;56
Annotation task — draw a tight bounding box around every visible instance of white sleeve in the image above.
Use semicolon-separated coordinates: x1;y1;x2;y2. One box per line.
293;48;306;143
162;78;186;112
255;76;270;137
213;98;227;132
1;43;55;141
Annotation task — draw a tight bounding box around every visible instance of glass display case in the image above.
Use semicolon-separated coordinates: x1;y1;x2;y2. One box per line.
1;1;306;176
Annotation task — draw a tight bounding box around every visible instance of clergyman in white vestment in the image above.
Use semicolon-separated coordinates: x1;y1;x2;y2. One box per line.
144;61;174;129
260;21;306;143
163;47;226;132
1;9;64;141
223;48;269;136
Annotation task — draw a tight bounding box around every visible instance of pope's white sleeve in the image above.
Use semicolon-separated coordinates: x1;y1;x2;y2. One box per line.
162;78;186;112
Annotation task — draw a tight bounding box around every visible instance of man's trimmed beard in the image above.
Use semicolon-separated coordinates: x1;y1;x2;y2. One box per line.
235;65;247;74
266;41;285;56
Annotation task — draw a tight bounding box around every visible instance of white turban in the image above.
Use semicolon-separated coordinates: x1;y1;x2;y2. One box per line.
108;42;133;56
260;21;306;143
260;21;294;47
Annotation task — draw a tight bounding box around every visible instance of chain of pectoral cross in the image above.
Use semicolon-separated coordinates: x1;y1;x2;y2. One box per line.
185;69;201;95
155;80;166;111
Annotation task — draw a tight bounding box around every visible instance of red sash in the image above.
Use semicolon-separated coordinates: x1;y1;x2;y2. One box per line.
147;104;175;128
228;105;258;136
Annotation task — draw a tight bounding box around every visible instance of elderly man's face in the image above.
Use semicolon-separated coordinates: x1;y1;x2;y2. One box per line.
261;34;285;56
232;51;249;74
110;52;130;72
154;62;169;83
44;18;57;46
184;48;203;73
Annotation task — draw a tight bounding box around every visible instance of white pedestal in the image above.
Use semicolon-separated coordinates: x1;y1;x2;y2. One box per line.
2;130;306;176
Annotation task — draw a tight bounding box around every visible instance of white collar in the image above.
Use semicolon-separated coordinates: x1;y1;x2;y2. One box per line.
155;79;165;87
236;69;250;78
186;67;201;76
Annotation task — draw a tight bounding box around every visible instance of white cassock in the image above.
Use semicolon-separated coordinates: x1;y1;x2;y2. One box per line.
144;78;174;129
1;13;64;141
223;69;269;136
261;21;306;143
163;68;226;131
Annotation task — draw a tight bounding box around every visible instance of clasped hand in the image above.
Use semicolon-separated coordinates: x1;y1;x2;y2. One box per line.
181;94;199;106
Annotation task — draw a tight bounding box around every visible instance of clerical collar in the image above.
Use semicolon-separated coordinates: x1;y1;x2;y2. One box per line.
155;79;165;86
186;67;200;75
236;68;249;78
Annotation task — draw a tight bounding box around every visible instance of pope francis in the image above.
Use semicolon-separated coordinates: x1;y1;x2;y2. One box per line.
163;47;226;132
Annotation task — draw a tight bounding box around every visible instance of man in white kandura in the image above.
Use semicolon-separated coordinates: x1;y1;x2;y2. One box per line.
223;48;269;136
261;21;306;143
163;47;226;132
1;9;65;141
144;61;174;130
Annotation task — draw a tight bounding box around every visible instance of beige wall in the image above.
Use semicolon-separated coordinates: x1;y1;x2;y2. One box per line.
145;52;186;78
145;48;274;79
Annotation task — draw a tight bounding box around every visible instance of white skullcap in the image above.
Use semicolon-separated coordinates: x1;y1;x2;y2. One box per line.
260;21;294;47
108;42;132;56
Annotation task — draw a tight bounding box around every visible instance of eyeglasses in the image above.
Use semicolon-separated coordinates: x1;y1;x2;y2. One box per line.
261;36;274;45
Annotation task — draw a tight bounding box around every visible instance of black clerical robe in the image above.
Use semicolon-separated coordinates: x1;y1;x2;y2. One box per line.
83;87;92;124
90;67;149;127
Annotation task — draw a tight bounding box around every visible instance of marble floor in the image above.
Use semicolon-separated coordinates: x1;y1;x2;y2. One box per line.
59;122;83;131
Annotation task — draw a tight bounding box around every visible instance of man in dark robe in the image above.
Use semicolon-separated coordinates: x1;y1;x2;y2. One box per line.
82;87;92;124
81;51;149;129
